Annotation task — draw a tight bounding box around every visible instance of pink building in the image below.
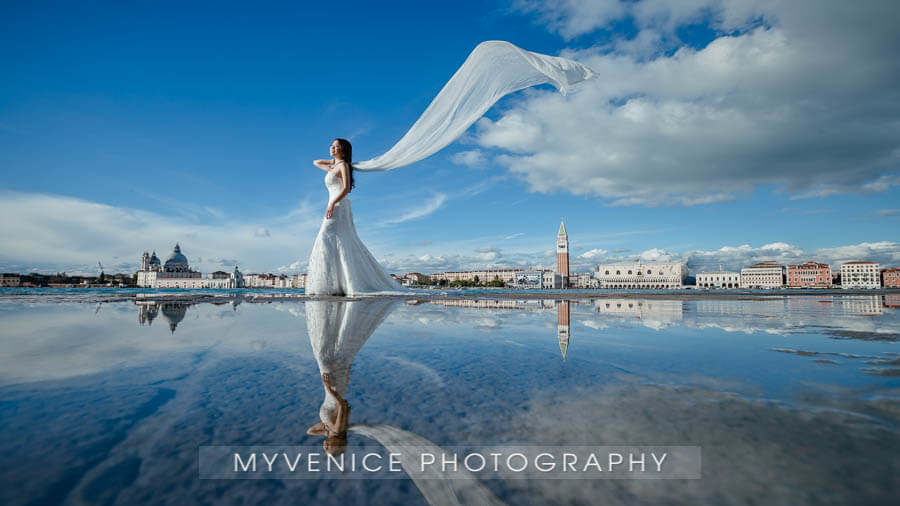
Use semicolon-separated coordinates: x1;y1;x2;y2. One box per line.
883;268;900;288
786;261;831;288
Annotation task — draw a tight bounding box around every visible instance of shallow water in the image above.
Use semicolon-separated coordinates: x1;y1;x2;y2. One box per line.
0;294;897;505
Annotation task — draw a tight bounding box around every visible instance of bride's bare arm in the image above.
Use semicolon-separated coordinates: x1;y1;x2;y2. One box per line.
314;159;334;171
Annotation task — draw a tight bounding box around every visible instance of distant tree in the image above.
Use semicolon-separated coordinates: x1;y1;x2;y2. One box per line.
99;271;105;283
473;275;480;285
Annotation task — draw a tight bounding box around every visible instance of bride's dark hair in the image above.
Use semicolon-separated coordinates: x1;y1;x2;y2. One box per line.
335;138;355;192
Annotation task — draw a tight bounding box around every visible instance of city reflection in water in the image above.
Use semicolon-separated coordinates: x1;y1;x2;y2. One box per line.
0;295;896;505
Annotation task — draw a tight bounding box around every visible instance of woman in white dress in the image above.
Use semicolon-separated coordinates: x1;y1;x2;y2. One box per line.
305;139;402;296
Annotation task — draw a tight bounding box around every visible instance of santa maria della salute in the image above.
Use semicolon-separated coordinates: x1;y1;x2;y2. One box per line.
136;243;243;288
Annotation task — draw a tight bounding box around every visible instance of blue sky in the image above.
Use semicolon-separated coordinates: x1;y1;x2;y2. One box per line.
1;0;898;276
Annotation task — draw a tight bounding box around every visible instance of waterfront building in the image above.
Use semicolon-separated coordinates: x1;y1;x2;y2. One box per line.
882;268;900;288
557;219;569;288
786;261;832;288
593;261;688;289
569;272;599;289
0;274;20;287
401;272;431;286
513;270;544;288
292;274;306;289
244;273;293;288
433;269;518;285
696;269;740;289
136;244;243;288
840;261;881;289
740;261;785;289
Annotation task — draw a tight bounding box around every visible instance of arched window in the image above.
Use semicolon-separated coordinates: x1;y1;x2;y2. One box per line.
605;270;610;275
647;269;652;274
627;270;632;275
616;270;620;275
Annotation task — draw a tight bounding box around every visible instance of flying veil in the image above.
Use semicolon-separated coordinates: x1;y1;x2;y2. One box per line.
354;40;595;172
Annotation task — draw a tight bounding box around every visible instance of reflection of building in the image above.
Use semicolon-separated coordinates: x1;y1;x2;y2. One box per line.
557;301;569;361
135;300;192;333
696;269;740;289
428;299;553;310
786;262;831;288
557;219;569;288
841;296;883;316
740;261;784;289
137;244;244;289
161;302;188;333
594;299;684;322
883;295;900;308
840;261;881;289
593;262;687;289
883;268;900;288
136;301;159;325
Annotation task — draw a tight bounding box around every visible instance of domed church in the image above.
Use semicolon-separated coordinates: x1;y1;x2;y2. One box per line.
137;243;243;289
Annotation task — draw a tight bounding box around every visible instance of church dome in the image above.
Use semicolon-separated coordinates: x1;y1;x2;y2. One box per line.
164;243;190;272
150;251;161;265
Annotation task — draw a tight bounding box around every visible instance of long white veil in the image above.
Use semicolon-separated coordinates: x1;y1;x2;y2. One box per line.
355;40;594;172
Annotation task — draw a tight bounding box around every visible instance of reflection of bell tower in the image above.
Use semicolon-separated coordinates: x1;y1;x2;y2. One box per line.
557;219;569;288
557;301;570;361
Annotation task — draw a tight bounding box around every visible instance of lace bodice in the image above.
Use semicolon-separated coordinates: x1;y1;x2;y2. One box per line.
325;168;345;200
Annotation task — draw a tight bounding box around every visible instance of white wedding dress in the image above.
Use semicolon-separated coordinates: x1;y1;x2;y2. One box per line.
305;168;403;296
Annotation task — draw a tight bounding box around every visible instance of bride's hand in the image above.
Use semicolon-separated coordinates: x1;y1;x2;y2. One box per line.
325;203;335;219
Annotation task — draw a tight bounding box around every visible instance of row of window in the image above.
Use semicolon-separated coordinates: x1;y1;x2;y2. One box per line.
603;269;654;275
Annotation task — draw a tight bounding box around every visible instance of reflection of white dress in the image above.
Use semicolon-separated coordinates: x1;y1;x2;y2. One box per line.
305;300;396;425
305;169;403;296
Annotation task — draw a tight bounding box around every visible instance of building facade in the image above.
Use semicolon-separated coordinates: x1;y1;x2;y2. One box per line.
136;244;243;288
557;219;569;288
840;261;881;289
696;270;740;289
786;261;831;288
883;268;900;288
0;274;21;287
740;261;785;289
433;269;518;285
593;261;688;289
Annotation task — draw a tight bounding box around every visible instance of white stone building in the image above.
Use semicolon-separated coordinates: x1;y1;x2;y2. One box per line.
840;261;881;289
593;261;688;289
136;244;243;288
740;261;785;289
696;270;741;289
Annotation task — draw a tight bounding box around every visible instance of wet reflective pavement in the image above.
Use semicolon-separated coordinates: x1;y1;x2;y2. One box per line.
0;294;897;505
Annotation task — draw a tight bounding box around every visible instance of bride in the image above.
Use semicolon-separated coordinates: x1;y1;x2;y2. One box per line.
304;42;595;296
305;139;402;296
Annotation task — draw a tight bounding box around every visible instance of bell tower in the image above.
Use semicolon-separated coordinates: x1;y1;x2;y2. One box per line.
557;218;569;287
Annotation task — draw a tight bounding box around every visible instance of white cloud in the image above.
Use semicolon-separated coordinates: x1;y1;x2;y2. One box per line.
379;193;447;226
450;149;487;168
0;191;321;275
487;0;900;206
254;227;270;237
579;248;608;259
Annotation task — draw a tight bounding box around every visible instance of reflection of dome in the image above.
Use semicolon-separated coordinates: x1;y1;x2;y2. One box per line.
161;302;188;333
164;243;189;272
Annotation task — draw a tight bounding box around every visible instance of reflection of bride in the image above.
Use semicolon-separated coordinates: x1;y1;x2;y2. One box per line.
304;300;506;505
303;42;594;295
304;139;402;296
304;299;397;452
